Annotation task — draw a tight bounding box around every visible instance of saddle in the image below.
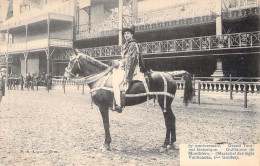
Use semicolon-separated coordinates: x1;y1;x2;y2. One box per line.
120;72;150;107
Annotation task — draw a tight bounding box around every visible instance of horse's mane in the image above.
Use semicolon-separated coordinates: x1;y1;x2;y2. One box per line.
79;53;109;68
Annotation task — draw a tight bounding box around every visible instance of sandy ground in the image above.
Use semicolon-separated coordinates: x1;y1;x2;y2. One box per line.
0;86;259;166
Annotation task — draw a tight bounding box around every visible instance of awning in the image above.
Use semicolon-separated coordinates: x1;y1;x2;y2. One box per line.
0;13;73;32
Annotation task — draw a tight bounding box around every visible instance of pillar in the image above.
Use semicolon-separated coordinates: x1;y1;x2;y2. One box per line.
47;15;50;76
6;29;9;74
212;0;224;80
216;0;222;36
24;52;28;74
118;0;123;46
45;48;50;76
211;58;224;80
45;48;55;76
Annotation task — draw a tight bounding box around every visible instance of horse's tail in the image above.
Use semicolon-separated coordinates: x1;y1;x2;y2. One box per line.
167;71;193;106
183;72;193;106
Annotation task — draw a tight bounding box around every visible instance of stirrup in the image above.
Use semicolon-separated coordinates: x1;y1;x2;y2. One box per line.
110;104;122;113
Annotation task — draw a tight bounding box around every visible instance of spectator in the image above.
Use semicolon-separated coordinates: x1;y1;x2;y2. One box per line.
31;74;35;91
26;73;32;90
20;74;24;90
0;68;6;103
6;74;10;90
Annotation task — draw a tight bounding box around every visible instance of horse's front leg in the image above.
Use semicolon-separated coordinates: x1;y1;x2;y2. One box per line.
99;106;112;151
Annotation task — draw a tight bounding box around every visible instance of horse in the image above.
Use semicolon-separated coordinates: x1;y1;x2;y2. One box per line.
64;52;193;151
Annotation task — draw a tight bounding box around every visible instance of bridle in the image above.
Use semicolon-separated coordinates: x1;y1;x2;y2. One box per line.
64;53;113;84
65;55;81;78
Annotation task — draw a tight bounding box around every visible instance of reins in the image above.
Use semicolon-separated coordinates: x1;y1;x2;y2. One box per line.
67;55;112;85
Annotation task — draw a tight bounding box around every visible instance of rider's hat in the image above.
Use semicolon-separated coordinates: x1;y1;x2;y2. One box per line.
122;25;135;36
1;68;6;72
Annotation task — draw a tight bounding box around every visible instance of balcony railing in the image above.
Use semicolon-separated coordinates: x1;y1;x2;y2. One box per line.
75;0;259;40
0;38;73;54
224;0;259;11
79;31;260;57
49;39;73;48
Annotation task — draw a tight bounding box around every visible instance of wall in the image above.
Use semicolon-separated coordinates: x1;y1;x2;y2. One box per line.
78;9;89;25
90;4;105;24
12;25;47;43
255;55;260;77
39;51;47;75
13;32;26;43
12;0;23;17
21;53;40;75
50;21;72;40
28;24;48;41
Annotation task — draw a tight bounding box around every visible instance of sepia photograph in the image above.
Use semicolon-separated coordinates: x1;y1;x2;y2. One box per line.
0;0;259;165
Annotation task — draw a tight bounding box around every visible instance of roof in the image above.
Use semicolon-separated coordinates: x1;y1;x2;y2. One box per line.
0;13;73;32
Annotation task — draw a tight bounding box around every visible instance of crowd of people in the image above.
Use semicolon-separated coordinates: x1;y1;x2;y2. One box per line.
6;72;52;91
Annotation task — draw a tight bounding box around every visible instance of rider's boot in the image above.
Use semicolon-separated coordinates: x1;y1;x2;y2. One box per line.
111;93;123;113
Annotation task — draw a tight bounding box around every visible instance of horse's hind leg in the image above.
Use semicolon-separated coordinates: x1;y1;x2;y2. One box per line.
158;98;177;149
99;106;112;151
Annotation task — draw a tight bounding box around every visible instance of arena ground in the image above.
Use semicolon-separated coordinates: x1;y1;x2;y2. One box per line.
0;86;259;166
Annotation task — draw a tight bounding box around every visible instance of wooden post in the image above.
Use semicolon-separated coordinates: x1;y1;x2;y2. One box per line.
230;74;233;100
146;95;149;109
82;83;84;95
244;83;247;108
62;77;66;94
198;81;201;105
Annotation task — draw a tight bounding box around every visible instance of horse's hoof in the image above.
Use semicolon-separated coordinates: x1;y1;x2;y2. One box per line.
159;146;167;153
168;144;180;150
100;144;111;152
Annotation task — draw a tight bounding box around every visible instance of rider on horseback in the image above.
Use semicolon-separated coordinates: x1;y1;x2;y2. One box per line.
112;25;146;113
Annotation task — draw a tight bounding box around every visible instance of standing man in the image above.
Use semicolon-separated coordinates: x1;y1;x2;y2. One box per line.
112;25;146;113
20;74;24;90
0;68;6;103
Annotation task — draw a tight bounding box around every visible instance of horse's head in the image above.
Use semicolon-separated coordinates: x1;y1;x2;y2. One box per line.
64;50;110;79
64;53;81;79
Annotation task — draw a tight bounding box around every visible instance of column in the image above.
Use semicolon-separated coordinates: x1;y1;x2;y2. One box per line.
6;29;9;74
131;0;138;22
47;15;50;76
25;25;28;50
216;0;222;36
46;48;50;76
211;58;224;80
211;0;224;79
118;0;123;46
24;52;28;74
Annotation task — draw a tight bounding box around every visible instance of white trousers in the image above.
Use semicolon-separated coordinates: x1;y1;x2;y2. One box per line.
112;68;125;106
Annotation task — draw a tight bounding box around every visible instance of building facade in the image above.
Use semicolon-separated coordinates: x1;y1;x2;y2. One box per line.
0;0;74;76
0;0;259;77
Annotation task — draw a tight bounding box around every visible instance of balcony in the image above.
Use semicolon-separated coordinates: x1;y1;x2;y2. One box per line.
75;0;259;40
0;38;73;54
78;31;260;57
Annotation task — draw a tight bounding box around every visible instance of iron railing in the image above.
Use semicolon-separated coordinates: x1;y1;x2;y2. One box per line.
79;31;260;57
75;0;259;40
0;38;73;54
